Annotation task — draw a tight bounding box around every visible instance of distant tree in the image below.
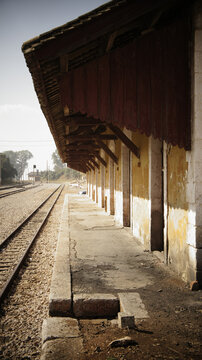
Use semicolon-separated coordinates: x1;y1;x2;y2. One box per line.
15;150;33;180
3;151;17;167
64;167;82;180
1;154;17;182
52;149;65;171
3;150;33;180
48;149;83;181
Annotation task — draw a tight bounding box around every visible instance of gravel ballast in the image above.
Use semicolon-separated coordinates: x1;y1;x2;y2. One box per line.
0;183;59;245
0;184;66;360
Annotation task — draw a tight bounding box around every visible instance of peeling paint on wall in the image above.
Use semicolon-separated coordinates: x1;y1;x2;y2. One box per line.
131;132;150;248
167;146;189;277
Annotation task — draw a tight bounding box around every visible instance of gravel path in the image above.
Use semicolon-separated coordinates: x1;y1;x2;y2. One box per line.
0;183;59;245
0;184;66;360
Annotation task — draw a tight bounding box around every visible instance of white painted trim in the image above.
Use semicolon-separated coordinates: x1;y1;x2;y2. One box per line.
163;141;168;264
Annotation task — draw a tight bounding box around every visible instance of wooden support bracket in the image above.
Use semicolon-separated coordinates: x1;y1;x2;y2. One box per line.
84;162;91;172
108;124;140;159
91;158;100;169
97;140;118;164
95;153;107;167
64;105;69;116
106;31;117;52
87;161;95;171
65;124;70;135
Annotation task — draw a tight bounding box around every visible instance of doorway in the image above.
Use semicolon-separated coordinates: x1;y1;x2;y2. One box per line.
149;137;164;252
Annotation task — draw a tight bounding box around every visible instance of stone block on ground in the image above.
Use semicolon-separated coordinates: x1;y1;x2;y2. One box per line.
41;338;83;360
41;317;83;360
42;317;79;344
73;293;119;318
49;261;72;316
118;292;149;320
118;312;135;329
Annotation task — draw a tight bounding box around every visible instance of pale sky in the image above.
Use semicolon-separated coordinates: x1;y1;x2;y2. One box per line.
0;0;108;174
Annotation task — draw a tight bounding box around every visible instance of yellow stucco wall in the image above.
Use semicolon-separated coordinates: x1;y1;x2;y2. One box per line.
131;132;150;248
104;147;109;190
92;170;95;201
104;145;110;212
167;146;188;275
115;139;122;192
95;169;98;203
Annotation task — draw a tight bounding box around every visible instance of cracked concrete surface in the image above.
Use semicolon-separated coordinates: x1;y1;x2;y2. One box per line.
69;194;157;294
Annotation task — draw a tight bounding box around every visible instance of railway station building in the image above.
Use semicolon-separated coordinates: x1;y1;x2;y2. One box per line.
28;171;41;183
22;0;202;287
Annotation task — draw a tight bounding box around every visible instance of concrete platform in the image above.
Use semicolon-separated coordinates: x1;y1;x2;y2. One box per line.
49;195;72;316
69;195;157;295
43;193;163;359
48;194;160;319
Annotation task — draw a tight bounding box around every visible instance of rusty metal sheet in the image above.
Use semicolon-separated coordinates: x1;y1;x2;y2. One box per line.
60;16;190;150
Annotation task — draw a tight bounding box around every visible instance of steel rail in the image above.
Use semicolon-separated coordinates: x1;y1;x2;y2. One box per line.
0;185;61;249
0;185;21;191
0;184;40;199
0;184;64;304
0;183;32;191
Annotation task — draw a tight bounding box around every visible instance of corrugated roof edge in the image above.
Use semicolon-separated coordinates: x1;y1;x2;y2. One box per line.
21;0;126;53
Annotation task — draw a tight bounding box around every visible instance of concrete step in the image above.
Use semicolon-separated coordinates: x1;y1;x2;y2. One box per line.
73;293;119;318
118;292;149;323
41;317;83;360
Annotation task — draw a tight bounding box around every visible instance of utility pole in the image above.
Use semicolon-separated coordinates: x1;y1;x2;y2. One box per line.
46;160;49;183
33;164;36;185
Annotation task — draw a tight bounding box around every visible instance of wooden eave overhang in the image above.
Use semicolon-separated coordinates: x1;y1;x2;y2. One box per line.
22;0;193;173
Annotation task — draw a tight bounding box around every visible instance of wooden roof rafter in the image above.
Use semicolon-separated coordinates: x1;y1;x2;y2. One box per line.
23;0;186;61
65;143;100;151
66;134;117;142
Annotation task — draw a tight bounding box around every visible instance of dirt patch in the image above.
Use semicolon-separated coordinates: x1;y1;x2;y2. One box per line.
79;273;202;360
80;313;201;359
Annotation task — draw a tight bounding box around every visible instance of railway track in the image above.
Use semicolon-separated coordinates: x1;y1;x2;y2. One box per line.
0;184;40;199
0;184;64;304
